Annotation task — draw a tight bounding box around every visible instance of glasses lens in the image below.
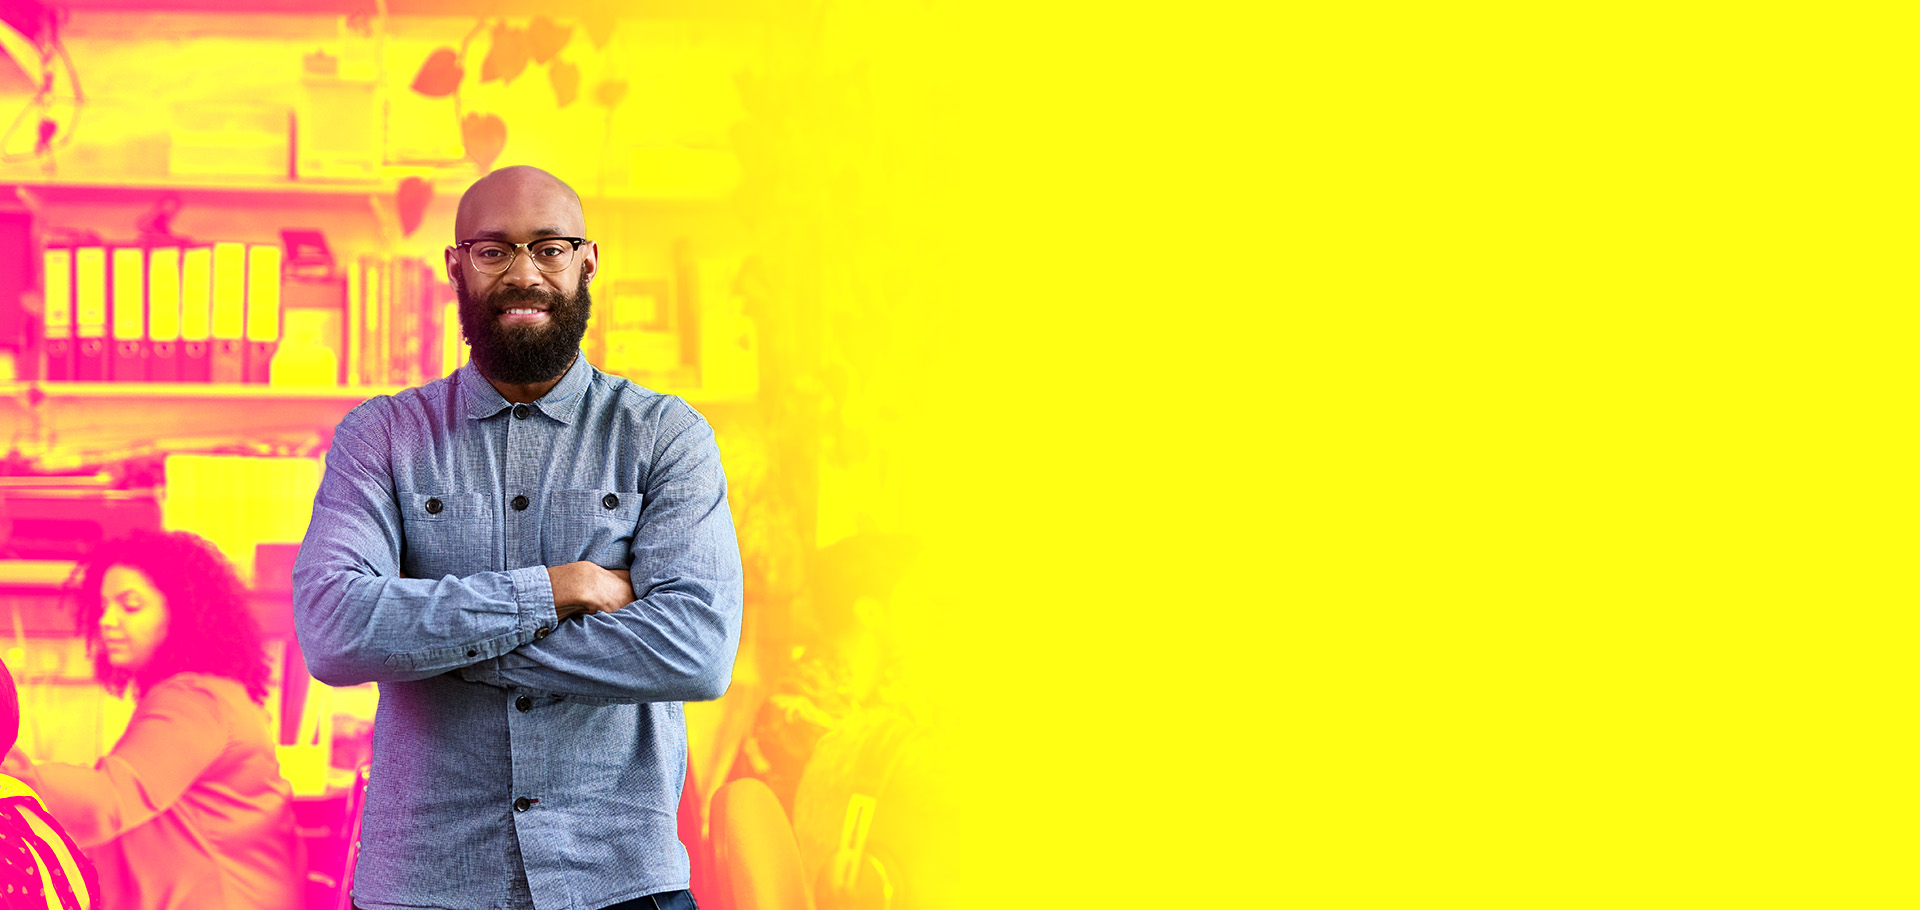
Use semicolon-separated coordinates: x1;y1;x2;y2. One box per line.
528;240;576;272
468;242;515;273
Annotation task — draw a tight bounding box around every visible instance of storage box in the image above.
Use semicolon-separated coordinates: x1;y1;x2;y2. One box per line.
168;101;292;179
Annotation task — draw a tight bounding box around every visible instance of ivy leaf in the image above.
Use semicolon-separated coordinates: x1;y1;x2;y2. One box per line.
462;113;508;169
480;23;530;85
594;78;628;109
582;7;617;50
526;16;572;64
410;47;463;97
396;177;434;238
550;58;581;109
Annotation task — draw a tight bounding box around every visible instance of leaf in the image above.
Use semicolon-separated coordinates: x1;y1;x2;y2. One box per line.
479;23;530;85
410;47;463;97
396;177;434;238
462;113;508;170
582;7;617;50
526;16;572;64
549;59;581;109
594;78;628;109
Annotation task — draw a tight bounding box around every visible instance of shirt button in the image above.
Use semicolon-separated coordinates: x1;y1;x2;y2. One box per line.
424;497;443;515
602;493;619;509
512;494;529;511
513;404;530;420
513;797;532;812
534;626;550;641
516;696;532;713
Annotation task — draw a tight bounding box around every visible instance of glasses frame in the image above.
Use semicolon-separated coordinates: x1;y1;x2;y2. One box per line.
453;237;590;274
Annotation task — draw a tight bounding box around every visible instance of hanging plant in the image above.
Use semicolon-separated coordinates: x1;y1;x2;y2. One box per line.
403;15;617;168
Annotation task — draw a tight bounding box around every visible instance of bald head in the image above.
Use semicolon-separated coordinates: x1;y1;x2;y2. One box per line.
454;166;586;239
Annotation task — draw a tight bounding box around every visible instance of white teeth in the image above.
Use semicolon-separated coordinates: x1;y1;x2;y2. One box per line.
504;308;544;315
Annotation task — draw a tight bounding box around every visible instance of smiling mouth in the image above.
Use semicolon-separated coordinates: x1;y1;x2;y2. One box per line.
497;306;552;324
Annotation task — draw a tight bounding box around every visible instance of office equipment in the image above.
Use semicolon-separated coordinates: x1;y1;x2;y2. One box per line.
179;245;213;382
72;246;107;380
41;247;73;381
279;277;347;386
0;203;30;365
147;246;183;382
210;241;246;383
245;244;283;383
110;246;148;381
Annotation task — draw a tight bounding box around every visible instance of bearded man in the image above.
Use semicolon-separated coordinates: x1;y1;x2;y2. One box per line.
292;165;742;910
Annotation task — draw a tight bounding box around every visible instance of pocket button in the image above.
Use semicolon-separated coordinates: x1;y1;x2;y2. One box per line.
602;493;619;509
425;497;443;515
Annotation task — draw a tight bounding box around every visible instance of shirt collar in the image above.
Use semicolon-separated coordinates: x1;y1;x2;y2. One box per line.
457;352;593;424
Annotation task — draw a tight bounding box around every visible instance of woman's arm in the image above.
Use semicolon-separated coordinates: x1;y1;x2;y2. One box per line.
6;677;231;848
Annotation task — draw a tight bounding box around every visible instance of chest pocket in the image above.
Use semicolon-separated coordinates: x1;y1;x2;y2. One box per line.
400;491;496;578
543;490;644;567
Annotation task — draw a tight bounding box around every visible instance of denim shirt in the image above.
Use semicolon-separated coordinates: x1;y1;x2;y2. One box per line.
291;355;743;910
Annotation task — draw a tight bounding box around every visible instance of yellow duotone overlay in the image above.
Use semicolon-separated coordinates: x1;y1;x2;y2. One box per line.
6;2;1903;908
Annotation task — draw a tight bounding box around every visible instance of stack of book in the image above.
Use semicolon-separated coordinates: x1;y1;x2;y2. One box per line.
347;255;460;387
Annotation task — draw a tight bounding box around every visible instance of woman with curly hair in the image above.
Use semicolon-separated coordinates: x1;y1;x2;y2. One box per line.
1;530;299;910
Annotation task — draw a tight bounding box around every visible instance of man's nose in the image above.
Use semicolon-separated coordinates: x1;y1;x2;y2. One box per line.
499;247;545;288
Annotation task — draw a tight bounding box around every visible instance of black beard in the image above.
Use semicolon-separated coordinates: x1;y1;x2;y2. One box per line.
455;271;592;385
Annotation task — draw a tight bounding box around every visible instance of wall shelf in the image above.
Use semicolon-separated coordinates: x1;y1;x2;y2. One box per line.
1;381;399;457
1;380;753;459
4;175;736;208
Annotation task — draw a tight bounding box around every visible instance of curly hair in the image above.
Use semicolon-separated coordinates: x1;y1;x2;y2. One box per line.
70;530;271;705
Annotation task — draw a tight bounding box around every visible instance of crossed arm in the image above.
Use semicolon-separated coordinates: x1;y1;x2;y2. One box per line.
291;402;743;704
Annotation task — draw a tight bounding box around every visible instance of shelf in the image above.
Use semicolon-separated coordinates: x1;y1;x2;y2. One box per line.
5;382;406;402
4;174;735;207
1;379;754;460
1;381;398;458
53;0;752;18
5;176;444;212
0;559;77;589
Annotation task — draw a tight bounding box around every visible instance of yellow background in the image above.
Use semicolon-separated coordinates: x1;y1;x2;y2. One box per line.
5;0;1909;906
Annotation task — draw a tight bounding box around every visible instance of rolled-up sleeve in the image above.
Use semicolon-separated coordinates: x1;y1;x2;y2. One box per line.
460;413;743;703
294;401;558;686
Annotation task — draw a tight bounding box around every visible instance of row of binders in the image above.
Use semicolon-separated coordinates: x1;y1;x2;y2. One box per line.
42;243;281;383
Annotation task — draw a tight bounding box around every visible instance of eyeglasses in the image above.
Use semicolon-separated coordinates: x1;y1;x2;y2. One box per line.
453;237;588;274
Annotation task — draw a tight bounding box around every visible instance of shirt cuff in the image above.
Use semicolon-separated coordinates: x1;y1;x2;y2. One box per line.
509;565;559;639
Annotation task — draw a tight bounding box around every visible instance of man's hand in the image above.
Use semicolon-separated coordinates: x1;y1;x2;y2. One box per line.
548;561;635;621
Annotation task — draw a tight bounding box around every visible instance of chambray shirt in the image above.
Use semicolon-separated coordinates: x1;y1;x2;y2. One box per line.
291;354;742;910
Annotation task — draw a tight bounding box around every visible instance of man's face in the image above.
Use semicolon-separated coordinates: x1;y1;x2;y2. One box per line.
446;170;599;385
